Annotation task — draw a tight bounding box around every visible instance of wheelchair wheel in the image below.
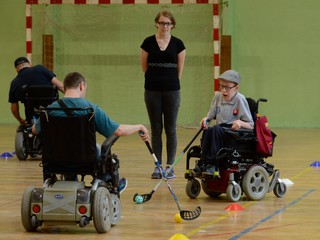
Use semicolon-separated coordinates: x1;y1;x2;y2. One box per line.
273;182;287;198
226;183;242;202
92;187;112;233
110;194;122;226
21;186;38;232
15;131;28;160
185;178;201;199
242;165;269;201
201;179;222;198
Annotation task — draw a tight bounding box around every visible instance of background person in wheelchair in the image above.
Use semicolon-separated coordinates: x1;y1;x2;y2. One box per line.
8;56;64;126
32;72;150;192
200;70;254;176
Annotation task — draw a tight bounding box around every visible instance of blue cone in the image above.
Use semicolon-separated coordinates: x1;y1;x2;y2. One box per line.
310;161;320;167
0;152;14;158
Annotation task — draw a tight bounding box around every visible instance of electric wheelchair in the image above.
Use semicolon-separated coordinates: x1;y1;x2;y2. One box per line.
184;98;287;202
15;85;58;160
21;107;122;233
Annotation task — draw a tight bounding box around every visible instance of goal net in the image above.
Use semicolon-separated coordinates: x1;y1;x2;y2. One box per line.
30;4;215;126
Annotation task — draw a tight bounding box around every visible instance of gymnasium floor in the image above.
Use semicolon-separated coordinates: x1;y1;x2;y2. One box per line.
1;124;320;239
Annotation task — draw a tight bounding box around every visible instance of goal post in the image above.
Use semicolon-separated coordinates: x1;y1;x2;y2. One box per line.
25;0;222;125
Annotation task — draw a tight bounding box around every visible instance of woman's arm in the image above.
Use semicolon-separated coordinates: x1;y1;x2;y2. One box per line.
177;49;186;80
140;49;149;73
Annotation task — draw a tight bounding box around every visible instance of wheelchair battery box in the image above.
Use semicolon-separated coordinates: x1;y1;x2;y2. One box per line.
34;181;91;222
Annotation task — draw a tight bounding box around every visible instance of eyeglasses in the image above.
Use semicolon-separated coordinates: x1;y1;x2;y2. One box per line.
158;21;172;27
219;84;237;91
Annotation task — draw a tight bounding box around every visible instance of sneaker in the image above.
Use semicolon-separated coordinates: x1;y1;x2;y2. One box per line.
165;166;176;179
204;166;220;178
151;167;161;179
118;178;128;194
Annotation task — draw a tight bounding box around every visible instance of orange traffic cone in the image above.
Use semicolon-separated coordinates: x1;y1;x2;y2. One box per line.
224;203;244;211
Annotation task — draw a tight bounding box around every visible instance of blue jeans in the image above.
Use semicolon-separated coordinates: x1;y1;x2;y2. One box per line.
144;90;180;165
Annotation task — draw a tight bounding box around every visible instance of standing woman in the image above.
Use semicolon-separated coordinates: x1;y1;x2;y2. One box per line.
140;8;186;179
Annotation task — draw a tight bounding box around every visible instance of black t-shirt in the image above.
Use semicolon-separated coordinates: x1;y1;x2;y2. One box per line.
141;35;185;91
8;65;56;103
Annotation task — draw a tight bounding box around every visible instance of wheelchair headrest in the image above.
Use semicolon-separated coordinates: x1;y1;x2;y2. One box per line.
25;85;59;99
24;86;59;123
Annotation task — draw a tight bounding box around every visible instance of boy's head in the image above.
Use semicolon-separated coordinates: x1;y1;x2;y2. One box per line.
218;70;240;100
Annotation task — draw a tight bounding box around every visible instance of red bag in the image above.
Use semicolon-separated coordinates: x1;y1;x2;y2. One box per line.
255;115;276;157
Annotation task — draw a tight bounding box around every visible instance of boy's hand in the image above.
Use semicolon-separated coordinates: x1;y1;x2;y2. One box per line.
200;117;209;129
231;120;242;130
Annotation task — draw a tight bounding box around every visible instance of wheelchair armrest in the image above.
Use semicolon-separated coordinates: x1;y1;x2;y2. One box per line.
222;127;254;137
101;135;119;157
236;128;254;134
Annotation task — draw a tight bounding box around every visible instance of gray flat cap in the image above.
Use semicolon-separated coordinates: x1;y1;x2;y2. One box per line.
218;70;241;84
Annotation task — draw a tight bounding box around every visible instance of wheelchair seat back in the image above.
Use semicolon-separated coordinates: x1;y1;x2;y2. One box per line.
224;98;276;158
24;85;59;123
246;98;258;122
39;107;97;178
218;98;259;157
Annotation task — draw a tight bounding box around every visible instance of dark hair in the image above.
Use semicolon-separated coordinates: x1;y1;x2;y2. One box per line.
154;8;176;29
63;72;87;91
14;57;29;67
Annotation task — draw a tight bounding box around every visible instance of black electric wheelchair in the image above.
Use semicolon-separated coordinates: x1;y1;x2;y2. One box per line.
21;107;122;233
184;98;287;202
15;85;58;160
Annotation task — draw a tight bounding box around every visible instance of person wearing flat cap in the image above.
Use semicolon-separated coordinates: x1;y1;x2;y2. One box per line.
199;70;254;176
8;57;64;126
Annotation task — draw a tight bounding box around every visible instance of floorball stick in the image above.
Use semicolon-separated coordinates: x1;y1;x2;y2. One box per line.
134;126;205;220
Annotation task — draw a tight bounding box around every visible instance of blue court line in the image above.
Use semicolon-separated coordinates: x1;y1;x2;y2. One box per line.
229;189;316;240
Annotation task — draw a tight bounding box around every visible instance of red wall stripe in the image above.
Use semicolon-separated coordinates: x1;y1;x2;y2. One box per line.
51;0;63;4
99;0;111;3
74;0;87;4
26;41;32;54
213;28;219;41
213;2;219;91
26;16;32;28
214;53;219;66
147;0;159;4
123;0;135;4
196;0;209;3
26;0;38;4
213;2;219;15
171;0;184;3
